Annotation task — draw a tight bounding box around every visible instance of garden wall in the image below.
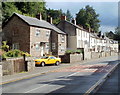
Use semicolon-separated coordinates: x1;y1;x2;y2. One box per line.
2;58;25;75
2;57;35;76
60;53;83;63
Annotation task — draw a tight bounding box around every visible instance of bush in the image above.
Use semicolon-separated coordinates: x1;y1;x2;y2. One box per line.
2;49;31;59
65;49;83;54
75;49;83;54
65;50;74;54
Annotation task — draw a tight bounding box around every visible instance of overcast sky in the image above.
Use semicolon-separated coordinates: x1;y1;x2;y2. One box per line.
45;1;118;33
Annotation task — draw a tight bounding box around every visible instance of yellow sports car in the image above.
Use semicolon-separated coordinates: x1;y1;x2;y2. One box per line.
35;56;61;66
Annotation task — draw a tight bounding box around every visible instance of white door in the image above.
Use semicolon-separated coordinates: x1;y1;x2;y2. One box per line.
41;46;44;56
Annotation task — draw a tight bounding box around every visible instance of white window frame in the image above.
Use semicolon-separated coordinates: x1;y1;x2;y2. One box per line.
12;43;19;49
46;43;49;49
52;43;56;50
61;35;65;42
46;31;50;37
35;28;40;36
35;43;40;51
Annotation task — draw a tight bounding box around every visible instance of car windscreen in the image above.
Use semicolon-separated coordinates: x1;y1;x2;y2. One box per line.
41;56;48;59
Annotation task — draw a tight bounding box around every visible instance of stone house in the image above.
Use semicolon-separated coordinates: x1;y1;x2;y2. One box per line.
57;16;90;52
2;13;66;57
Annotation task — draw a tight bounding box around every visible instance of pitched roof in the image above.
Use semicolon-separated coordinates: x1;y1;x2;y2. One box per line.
5;13;66;34
59;20;88;32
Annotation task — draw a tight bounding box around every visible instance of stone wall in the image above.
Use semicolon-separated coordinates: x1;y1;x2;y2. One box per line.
1;57;35;76
2;58;25;76
26;57;35;72
84;52;91;60
60;53;83;63
27;61;35;72
70;54;83;63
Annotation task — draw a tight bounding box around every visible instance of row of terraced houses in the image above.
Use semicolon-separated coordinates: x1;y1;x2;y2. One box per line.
2;13;119;57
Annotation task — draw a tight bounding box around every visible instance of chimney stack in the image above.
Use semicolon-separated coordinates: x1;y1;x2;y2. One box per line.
47;17;53;24
36;13;42;20
50;17;52;24
61;15;66;21
71;18;76;25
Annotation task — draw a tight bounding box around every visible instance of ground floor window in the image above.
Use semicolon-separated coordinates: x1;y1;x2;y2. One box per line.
12;43;19;49
52;43;56;50
35;43;40;51
46;43;49;49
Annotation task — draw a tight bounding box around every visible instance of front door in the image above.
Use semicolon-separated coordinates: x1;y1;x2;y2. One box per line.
41;45;44;56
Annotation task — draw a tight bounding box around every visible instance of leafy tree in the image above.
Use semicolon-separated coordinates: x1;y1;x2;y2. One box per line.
76;5;100;32
65;9;73;21
2;2;46;23
14;2;46;17
114;27;120;41
2;2;22;23
105;31;115;39
46;8;63;25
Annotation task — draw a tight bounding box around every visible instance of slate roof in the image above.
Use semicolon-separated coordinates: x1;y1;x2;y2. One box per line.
59;20;88;32
5;13;66;34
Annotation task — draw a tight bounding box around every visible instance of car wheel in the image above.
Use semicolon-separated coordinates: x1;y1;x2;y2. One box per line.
41;62;45;67
55;61;60;66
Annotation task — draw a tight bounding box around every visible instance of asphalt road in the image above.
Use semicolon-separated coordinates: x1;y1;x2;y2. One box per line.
2;56;120;94
94;64;120;95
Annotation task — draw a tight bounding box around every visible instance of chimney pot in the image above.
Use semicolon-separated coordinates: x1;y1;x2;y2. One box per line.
47;17;53;24
36;13;42;20
61;15;66;21
71;18;76;25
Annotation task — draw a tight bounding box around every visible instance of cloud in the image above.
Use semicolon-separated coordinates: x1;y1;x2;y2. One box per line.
100;25;116;33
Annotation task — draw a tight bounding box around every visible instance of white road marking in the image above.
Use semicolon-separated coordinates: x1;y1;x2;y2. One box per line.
25;84;48;93
24;71;81;93
67;72;80;77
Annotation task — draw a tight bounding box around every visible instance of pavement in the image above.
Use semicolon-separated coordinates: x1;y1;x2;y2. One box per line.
1;55;120;94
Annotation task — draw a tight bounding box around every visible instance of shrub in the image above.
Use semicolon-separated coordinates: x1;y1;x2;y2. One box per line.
65;49;83;54
75;50;83;54
1;41;9;52
2;49;31;59
65;50;74;54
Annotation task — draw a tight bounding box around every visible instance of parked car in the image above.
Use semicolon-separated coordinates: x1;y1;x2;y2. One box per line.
35;56;61;67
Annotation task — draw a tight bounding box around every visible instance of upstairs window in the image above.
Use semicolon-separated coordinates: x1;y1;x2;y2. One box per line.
35;29;40;36
61;35;65;42
52;43;56;50
46;31;50;37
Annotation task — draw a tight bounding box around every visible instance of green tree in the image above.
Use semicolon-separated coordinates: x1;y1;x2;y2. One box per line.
76;5;100;32
65;9;73;21
14;2;46;17
2;1;46;23
114;27;120;41
2;2;22;23
46;8;63;25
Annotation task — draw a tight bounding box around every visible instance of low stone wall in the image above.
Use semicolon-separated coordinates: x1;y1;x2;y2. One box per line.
91;52;100;59
84;52;91;60
70;54;83;63
60;53;83;63
2;57;35;76
27;61;35;72
2;58;25;76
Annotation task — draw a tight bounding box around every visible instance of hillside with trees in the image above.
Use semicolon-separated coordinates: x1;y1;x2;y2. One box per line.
76;5;100;33
2;2;73;25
